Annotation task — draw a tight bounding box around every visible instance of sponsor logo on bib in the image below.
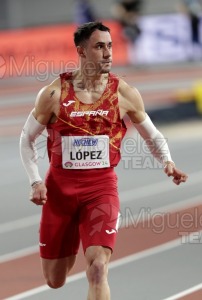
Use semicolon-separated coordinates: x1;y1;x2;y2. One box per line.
62;135;110;169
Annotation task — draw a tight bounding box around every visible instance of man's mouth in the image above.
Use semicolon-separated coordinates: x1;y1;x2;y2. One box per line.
101;61;112;64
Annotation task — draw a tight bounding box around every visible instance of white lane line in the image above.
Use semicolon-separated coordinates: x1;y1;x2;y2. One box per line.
120;170;202;203
0;170;201;235
0;214;40;234
4;236;186;300
0;94;35;107
121;194;202;227
162;282;202;300
4;272;87;300
1;193;200;236
0;116;27;126
0;193;201;264
0;246;38;263
0;193;201;263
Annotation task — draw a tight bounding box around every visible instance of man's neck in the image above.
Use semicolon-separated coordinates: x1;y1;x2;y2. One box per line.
73;70;109;92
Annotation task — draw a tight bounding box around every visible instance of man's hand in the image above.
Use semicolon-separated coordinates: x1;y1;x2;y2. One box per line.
164;162;188;185
30;182;47;205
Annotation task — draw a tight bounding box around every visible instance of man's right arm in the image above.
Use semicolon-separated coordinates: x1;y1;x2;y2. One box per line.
19;79;61;205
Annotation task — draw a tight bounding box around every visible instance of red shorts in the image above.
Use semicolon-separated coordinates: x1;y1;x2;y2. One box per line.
39;166;120;259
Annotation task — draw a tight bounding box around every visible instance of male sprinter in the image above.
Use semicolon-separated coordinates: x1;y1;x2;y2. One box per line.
20;22;188;300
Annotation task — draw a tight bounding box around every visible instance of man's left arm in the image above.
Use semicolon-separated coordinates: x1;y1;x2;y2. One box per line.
118;81;188;185
132;113;188;185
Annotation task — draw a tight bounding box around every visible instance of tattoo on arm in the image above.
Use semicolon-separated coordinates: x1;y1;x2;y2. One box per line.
50;90;55;98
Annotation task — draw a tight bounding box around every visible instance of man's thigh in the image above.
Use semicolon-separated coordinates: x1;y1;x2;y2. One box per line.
79;197;121;253
40;202;80;259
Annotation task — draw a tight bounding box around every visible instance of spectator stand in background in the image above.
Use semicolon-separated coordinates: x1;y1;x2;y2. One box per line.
111;0;143;64
74;0;97;24
123;13;202;65
112;0;143;43
178;0;202;60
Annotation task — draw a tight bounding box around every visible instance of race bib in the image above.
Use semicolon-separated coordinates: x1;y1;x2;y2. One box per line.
62;135;110;169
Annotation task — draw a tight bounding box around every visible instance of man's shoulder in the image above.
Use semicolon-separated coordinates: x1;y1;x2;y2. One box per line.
36;78;61;103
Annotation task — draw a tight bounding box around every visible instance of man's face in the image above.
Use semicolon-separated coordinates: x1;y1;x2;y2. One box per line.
81;30;113;76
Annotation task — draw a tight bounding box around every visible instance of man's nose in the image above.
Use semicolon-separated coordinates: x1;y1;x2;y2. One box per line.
103;47;111;57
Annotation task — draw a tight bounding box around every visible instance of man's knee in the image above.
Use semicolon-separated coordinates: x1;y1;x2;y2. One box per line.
44;271;66;289
41;255;76;289
46;277;66;289
87;259;107;285
85;246;111;285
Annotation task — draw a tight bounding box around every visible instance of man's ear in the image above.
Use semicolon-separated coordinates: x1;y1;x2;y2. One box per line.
77;46;86;58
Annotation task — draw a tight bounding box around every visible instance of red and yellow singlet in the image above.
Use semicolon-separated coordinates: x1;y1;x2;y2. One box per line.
47;72;127;169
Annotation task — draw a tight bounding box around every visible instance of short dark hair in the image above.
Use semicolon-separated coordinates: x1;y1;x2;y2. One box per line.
74;22;110;47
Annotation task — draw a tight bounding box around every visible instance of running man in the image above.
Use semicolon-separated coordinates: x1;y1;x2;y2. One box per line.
19;22;188;300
